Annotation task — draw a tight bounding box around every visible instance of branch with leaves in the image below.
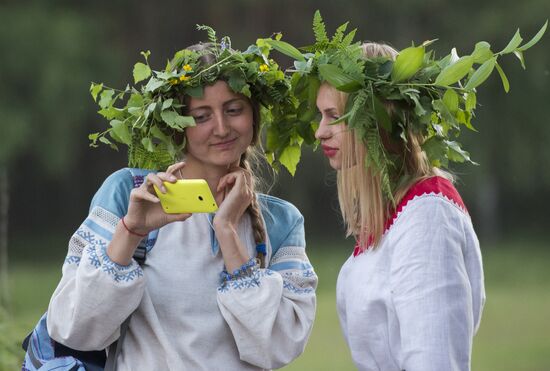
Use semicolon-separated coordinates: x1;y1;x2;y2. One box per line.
267;10;547;200
89;25;292;171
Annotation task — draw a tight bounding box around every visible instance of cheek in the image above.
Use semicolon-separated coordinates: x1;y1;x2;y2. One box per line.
332;126;346;145
237;115;255;142
184;126;209;149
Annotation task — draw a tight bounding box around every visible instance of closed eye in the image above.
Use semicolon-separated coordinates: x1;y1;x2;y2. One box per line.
225;107;243;115
192;110;211;123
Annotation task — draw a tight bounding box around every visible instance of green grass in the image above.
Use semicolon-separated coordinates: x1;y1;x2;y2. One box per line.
2;239;550;370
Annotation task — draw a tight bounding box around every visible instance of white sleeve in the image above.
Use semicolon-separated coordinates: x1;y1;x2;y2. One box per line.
389;196;485;371
47;171;147;351
216;223;317;369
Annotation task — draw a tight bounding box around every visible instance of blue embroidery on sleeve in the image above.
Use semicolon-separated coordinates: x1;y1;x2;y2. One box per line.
283;281;314;294
217;269;274;292
64;256;81;265
85;245;143;282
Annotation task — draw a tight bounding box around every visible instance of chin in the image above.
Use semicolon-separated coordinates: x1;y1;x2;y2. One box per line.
212;154;243;167
328;158;342;170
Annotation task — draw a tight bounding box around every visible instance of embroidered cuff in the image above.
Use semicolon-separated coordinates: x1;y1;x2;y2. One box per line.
219;258;259;283
86;244;143;283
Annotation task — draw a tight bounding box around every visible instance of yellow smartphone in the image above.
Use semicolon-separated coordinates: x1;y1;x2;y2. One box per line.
153;179;218;214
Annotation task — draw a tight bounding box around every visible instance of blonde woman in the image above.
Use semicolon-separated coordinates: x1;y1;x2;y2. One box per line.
314;42;485;370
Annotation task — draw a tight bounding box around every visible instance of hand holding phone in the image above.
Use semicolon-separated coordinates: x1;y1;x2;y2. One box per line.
153;179;218;214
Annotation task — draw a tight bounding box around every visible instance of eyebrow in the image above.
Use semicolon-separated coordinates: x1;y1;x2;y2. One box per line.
189;98;246;112
320;107;339;114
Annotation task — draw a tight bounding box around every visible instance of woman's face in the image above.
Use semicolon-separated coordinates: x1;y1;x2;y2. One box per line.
185;80;254;169
315;83;347;170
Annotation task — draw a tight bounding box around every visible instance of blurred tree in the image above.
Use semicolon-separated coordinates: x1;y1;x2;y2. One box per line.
0;1;121;301
2;0;549;265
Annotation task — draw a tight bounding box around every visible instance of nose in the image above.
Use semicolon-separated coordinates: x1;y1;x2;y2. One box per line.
212;112;230;137
315;117;331;141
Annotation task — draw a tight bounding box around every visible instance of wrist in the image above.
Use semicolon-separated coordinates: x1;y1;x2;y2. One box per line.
121;216;149;238
212;218;237;236
108;220;144;265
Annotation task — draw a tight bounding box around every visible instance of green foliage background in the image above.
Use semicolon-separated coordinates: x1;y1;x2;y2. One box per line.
0;0;549;369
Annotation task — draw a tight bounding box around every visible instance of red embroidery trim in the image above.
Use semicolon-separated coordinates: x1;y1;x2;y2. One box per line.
353;176;467;257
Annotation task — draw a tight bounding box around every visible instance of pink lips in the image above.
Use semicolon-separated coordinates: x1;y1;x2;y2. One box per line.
321;145;338;157
211;137;237;149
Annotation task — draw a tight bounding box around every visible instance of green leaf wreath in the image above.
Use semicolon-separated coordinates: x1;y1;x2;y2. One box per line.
89;25;293;171
268;10;547;201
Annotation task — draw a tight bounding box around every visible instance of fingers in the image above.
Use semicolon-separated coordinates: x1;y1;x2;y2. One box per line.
130;187;160;203
217;168;252;192
166;213;192;223
144;172;177;194
165;161;186;177
217;173;237;192
216;170;254;207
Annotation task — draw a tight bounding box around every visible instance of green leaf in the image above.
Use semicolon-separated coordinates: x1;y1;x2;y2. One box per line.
373;96;391;132
90;83;103;102
446;140;475;164
141;137;154;152
422;136;448;167
471;41;493;64
161;98;174;110
432;99;457;129
391;46;425;83
161;110;195;130
99;136;113;146
150;125;170;144
133;62;152;84
518;20;548;51
341;28;357;47
435;56;474;86
266;39;305;61
88;132;99;142
442;89;459;114
140;50;151;62
332;22;349;44
312;10;329;45
307;75;321;107
155;71;178;80
318;64;362;92
184;85;204;98
464;57;496;90
513;50;526;69
279;143;302;176
495;62;510;93
98;106;124;120
196;24;217;44
499;29;523;55
110;120;132;145
465;92;477;112
227;70;247;93
128;93;144;108
144;78;165;92
98;89;115;109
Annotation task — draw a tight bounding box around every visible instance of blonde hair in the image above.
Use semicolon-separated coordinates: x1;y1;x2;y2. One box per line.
336;42;450;249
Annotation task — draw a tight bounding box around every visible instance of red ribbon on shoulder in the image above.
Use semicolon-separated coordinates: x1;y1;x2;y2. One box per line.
353;176;467;257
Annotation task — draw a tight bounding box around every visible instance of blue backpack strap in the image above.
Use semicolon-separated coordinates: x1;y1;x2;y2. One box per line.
22;314;98;371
